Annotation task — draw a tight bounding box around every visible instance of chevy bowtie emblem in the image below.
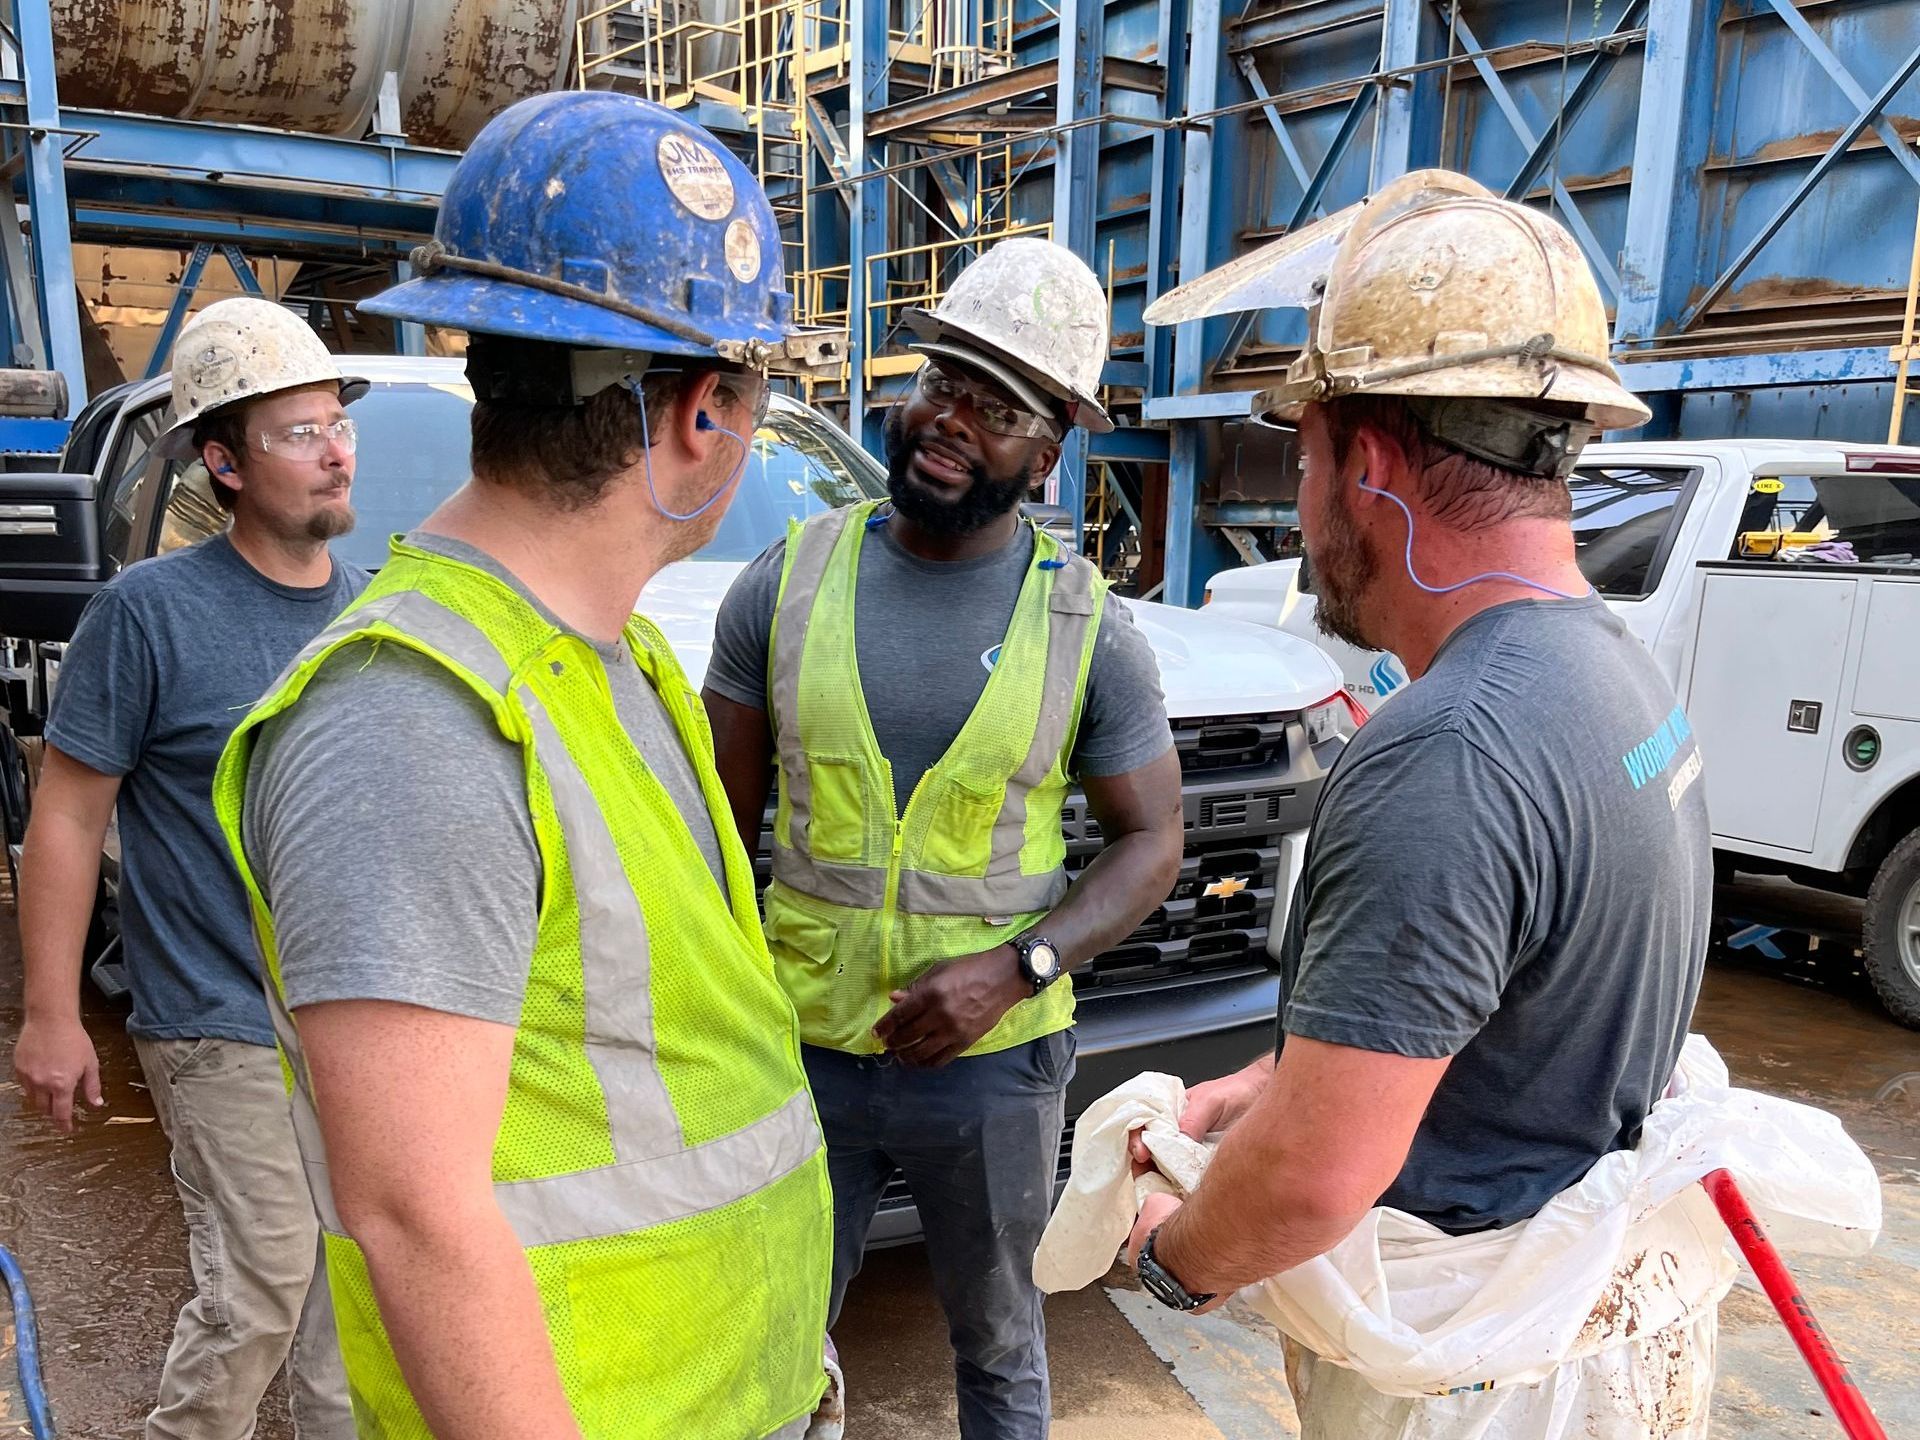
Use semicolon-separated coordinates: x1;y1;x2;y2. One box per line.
1202;876;1248;899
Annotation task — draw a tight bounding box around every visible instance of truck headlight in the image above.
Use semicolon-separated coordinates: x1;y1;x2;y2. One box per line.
1303;698;1345;746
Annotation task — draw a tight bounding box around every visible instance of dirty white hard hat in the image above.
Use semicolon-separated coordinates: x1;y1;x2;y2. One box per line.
154;297;369;461
903;237;1114;434
1146;170;1651;468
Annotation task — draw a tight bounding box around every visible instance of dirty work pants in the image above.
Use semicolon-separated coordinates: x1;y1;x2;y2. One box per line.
1281;1308;1719;1440
804;1032;1075;1440
132;1035;353;1440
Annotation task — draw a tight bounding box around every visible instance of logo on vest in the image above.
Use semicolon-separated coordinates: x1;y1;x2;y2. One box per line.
981;644;1002;672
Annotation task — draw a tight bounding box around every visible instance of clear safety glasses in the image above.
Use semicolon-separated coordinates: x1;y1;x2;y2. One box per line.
257;417;359;460
914;364;1059;439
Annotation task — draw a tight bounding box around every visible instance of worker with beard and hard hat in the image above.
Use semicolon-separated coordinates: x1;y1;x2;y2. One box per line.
15;295;363;1438
1118;172;1721;1438
703;237;1184;1439
210;92;843;1438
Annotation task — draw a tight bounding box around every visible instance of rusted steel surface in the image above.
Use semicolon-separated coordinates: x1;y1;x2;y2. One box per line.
398;0;578;151
50;0;210;115
51;0;574;149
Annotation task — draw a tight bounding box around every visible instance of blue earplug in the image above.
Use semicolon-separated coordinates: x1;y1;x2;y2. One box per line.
695;412;717;431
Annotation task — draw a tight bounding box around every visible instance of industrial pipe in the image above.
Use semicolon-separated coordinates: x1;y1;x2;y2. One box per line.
0;371;69;419
1700;1169;1885;1440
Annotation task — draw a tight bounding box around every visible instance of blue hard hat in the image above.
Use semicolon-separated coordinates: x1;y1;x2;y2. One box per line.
361;91;793;359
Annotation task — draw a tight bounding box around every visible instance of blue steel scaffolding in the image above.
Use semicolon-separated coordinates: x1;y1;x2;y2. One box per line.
7;0;1920;598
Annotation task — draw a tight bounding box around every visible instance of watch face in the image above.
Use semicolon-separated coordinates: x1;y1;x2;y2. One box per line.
1027;941;1060;978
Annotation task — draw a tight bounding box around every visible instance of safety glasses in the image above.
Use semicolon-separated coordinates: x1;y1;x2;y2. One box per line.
257;417;358;460
915;364;1059;439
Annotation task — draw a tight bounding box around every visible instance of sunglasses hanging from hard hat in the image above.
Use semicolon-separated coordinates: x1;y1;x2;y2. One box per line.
256;418;359;460
915;365;1059;440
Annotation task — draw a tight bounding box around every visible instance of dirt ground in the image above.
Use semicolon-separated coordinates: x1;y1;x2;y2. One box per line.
3;877;1916;1438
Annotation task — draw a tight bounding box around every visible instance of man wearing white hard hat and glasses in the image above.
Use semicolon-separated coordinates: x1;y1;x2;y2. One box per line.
14;295;362;1438
705;237;1184;1439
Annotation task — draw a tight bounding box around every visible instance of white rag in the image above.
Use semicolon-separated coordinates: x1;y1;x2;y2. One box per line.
1036;1035;1879;1405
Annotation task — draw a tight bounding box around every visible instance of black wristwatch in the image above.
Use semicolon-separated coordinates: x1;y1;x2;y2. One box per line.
1137;1225;1216;1312
1009;931;1063;994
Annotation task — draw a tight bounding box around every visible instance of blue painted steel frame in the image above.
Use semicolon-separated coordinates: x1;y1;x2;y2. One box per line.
16;0;84;414
846;0;890;456
1052;0;1106;544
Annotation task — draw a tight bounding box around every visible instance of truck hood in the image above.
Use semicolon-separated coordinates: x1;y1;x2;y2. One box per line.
642;560;1344;719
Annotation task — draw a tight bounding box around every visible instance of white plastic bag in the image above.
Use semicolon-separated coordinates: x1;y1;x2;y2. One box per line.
1036;1035;1879;1408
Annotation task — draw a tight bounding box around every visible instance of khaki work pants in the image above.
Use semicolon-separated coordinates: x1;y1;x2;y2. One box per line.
132;1035;354;1440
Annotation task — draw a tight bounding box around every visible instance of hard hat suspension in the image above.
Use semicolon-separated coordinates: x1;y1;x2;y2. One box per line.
1402;397;1598;481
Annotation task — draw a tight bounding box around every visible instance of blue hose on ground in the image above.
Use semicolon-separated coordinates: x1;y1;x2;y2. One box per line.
0;1241;55;1439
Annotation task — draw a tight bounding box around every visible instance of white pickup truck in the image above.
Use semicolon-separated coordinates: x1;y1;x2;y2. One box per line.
1;355;1346;1241
1205;439;1920;1029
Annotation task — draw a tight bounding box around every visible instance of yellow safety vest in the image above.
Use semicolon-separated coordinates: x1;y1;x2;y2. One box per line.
213;540;832;1439
762;501;1106;1056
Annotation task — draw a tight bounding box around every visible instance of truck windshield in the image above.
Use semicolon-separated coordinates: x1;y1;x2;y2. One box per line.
158;380;889;571
1732;474;1920;567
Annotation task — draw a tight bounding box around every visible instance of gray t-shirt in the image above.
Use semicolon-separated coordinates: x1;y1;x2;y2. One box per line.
705;517;1172;808
45;534;368;1046
242;532;725;1024
1274;595;1711;1234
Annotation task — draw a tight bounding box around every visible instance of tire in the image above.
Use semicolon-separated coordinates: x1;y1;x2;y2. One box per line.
1862;829;1920;1030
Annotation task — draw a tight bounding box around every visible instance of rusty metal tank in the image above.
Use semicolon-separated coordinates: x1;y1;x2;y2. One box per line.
51;0;578;149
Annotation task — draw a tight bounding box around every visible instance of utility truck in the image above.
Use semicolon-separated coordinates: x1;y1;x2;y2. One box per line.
1204;439;1920;1029
0;355;1347;1243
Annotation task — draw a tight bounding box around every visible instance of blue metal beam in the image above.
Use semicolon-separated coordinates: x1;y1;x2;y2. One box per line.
1233;54;1314;192
1614;0;1719;345
1618;346;1897;393
1142;0;1192;404
19;0;85;414
1052;0;1106;546
218;245;262;296
63;108;457;204
392;257;427;357
1446;10;1621;303
846;0;890;454
1676;38;1920;334
1371;0;1423;182
1759;0;1920;196
1232;0;1383;53
144;243;214;379
1089;426;1170;462
1167;0;1225;607
70;203;420;255
1504;0;1650;202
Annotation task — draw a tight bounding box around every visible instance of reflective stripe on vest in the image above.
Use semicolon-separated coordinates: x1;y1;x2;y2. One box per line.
768;506;1098;916
258;587;821;1246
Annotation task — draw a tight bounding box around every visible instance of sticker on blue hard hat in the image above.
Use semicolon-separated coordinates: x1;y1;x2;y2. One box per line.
725;219;761;282
657;134;735;220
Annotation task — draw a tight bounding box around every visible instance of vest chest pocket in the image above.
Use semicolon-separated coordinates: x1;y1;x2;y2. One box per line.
803;755;869;862
918;776;1003;876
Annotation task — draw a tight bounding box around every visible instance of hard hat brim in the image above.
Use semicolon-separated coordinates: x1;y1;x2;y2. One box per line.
1257;359;1651;433
903;309;1114;433
152;375;371;461
360;274;774;359
905;340;1068;434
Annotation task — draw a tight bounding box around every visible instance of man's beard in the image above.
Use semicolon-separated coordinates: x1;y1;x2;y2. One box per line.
1309;478;1383;652
882;405;1031;535
303;502;357;543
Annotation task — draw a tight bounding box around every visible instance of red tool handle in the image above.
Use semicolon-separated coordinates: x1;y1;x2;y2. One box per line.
1701;1168;1886;1440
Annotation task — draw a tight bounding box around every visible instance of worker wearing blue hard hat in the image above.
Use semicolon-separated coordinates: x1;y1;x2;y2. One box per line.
211;91;842;1439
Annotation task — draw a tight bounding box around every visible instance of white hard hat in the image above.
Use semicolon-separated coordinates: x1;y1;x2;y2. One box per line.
1146;170;1651;459
903;237;1114;434
154;297;368;461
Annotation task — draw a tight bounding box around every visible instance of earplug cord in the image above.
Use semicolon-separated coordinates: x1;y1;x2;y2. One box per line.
1357;473;1589;602
627;379;751;523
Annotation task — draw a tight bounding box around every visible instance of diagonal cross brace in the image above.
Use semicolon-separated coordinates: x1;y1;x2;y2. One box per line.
1679;36;1920;333
1213;83;1377;376
1448;9;1622;303
1235;52;1314;191
1762;0;1920;196
1505;0;1650;203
